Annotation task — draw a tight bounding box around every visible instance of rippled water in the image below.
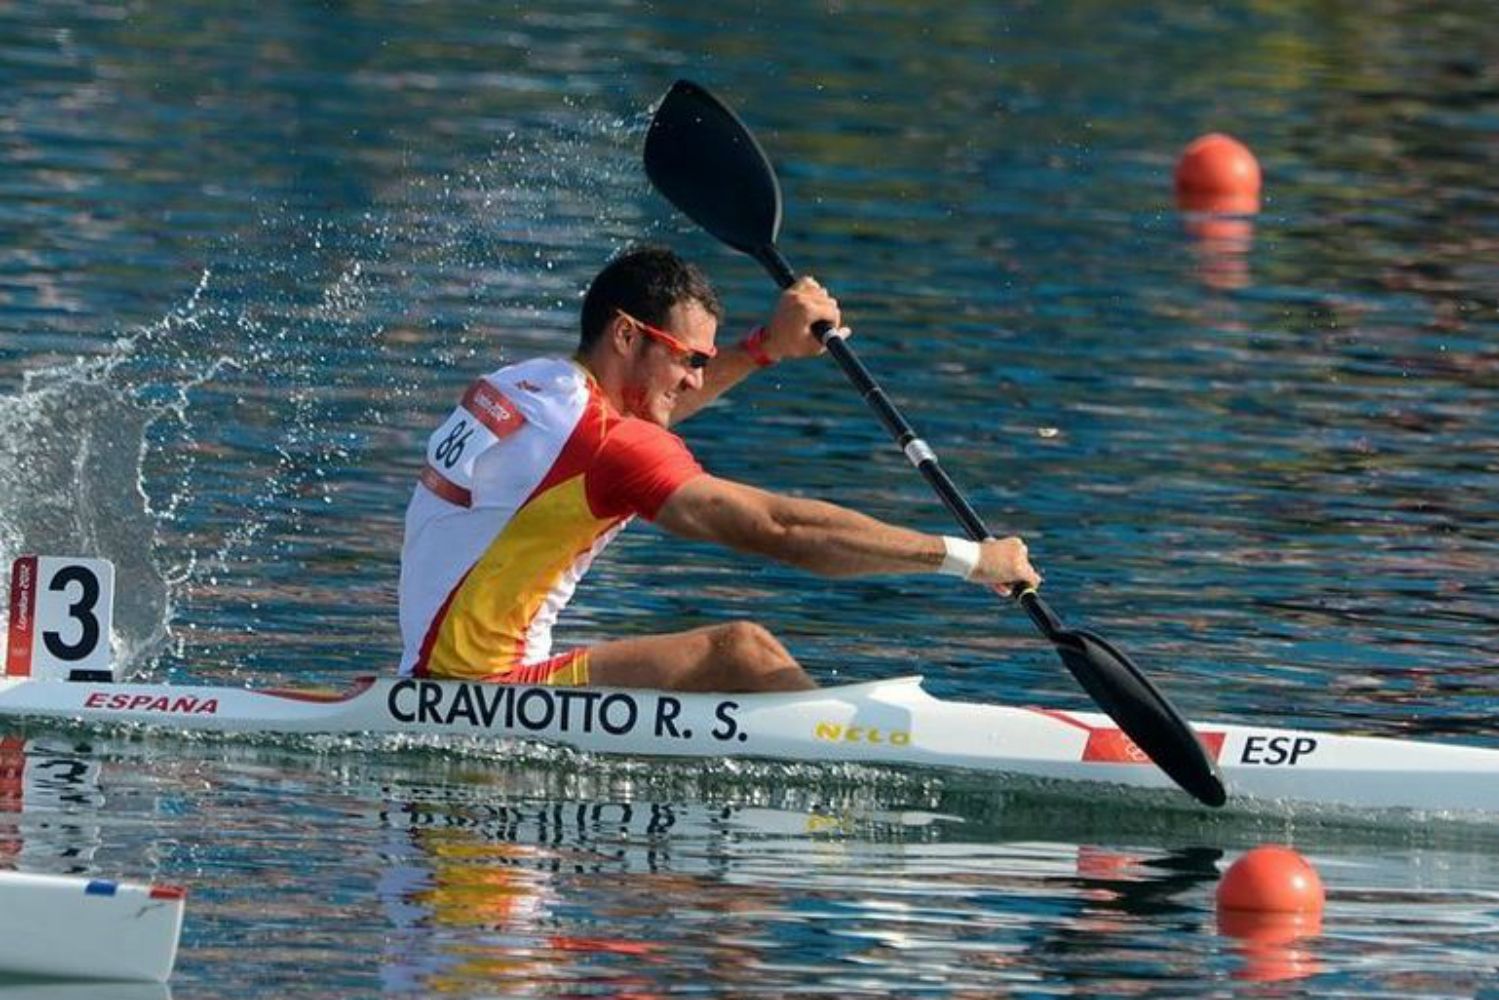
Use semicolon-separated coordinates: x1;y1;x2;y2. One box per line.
3;1;1499;995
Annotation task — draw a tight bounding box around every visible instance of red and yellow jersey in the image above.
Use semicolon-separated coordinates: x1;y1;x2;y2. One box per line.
398;357;703;680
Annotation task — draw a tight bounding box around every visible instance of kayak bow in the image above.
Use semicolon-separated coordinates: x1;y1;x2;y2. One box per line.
0;870;185;982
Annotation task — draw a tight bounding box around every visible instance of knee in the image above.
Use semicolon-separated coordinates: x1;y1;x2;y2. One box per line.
712;621;800;676
707;621;811;692
712;620;782;662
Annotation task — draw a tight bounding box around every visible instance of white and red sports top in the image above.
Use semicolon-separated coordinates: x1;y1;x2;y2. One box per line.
398;357;704;679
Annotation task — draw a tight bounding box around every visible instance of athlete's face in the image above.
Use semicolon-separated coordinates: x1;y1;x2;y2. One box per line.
621;300;717;426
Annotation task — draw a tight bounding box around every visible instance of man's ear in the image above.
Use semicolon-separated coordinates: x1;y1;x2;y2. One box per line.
607;312;636;357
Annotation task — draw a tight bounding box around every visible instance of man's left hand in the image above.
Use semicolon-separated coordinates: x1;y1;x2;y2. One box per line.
763;277;846;361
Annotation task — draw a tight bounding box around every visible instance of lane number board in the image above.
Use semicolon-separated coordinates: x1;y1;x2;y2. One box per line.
6;556;116;680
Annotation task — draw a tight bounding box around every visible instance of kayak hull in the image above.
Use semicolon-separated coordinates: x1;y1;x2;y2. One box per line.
0;871;185;982
0;674;1494;814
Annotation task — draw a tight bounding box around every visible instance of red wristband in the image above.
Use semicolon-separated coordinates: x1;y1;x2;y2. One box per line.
740;326;775;368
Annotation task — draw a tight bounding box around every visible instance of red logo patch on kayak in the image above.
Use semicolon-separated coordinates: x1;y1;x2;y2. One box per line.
1033;708;1225;765
1082;727;1225;764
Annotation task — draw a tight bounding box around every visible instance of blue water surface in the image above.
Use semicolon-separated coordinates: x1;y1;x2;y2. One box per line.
3;1;1499;996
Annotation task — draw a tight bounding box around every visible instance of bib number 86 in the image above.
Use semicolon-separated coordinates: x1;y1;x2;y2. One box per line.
433;419;474;469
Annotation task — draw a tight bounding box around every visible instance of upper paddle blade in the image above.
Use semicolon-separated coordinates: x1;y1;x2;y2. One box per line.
1054;628;1227;807
644;80;783;256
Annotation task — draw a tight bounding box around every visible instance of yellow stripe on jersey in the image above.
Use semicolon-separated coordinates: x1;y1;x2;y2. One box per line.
423;475;610;681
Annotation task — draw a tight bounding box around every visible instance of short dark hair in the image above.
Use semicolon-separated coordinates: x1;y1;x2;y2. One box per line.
579;245;724;352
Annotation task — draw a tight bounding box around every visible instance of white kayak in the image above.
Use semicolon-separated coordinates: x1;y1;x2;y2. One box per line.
0;870;185;982
0;672;1495;815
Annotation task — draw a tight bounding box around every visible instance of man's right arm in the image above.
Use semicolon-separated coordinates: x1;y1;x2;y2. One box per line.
653;475;1040;589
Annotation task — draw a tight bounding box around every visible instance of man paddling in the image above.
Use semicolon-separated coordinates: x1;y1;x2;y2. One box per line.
399;246;1041;692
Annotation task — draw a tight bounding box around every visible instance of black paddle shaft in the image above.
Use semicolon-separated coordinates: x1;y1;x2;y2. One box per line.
644;79;1227;807
758;247;992;543
762;242;1096;657
759;246;1091;644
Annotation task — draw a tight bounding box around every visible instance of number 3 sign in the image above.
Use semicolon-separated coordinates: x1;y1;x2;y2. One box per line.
6;556;116;681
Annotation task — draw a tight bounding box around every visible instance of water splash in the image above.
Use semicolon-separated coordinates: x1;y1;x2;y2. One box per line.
0;111;657;682
0;261;374;676
0;271;224;668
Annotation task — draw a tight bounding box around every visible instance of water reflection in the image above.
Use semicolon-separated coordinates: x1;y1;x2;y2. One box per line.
372;763;964;995
0;736;104;872
0;986;169;1000
1179;199;1258;293
374;777;1232;997
1217;908;1324;984
2;728;1499;994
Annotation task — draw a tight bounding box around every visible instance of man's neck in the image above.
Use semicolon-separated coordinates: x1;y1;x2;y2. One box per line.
573;350;626;414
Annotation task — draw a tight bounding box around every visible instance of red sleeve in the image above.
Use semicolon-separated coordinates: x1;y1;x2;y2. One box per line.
586;417;704;521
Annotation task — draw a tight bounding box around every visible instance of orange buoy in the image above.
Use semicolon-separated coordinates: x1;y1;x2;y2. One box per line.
1217;846;1325;982
1216;846;1325;982
1175;133;1262;214
1216;845;1325;914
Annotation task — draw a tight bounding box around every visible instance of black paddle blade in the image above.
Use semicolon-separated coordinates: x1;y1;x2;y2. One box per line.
1053;628;1227;807
644;80;783;257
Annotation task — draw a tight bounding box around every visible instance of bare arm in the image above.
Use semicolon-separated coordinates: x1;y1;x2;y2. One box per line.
655;475;1041;587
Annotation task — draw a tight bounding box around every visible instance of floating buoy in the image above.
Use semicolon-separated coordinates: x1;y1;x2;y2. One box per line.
1216;844;1325;914
1175;133;1262;289
1216;846;1325;983
1175;133;1262;214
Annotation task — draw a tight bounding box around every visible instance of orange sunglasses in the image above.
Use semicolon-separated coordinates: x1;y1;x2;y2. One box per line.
617;309;716;369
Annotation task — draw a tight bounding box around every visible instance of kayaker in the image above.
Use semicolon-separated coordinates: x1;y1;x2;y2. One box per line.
399;246;1041;692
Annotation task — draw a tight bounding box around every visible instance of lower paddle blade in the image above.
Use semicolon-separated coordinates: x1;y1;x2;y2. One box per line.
644;80;784;256
1055;629;1227;807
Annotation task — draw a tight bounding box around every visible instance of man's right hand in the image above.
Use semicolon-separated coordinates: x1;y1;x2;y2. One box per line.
972;536;1042;591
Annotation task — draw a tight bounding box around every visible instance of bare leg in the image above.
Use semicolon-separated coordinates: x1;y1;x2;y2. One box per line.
588;621;816;692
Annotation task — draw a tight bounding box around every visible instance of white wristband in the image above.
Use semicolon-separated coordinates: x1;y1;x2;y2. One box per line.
939;536;981;580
